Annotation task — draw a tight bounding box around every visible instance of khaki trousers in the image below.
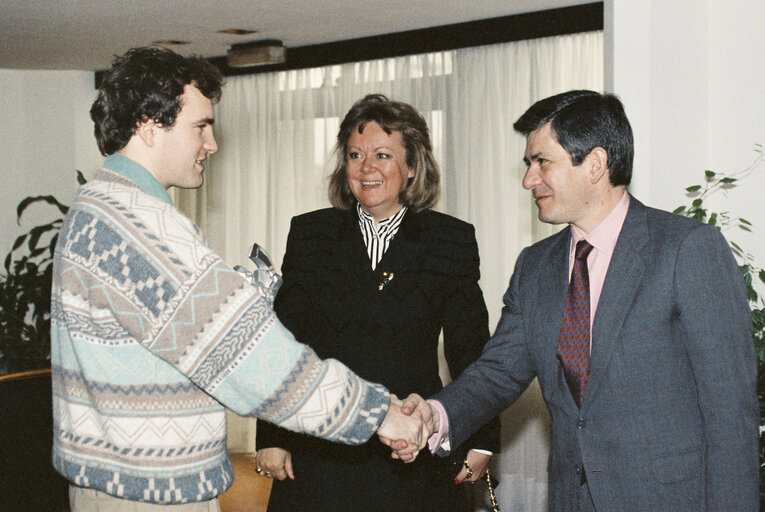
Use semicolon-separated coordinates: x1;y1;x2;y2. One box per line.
69;486;220;512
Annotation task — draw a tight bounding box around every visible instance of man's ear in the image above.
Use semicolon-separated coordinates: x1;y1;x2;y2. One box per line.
585;147;609;184
135;118;158;147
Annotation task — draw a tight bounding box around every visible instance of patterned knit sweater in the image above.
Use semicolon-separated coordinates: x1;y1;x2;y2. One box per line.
51;162;389;504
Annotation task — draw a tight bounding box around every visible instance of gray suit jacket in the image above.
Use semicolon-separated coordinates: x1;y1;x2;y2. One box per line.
434;196;758;511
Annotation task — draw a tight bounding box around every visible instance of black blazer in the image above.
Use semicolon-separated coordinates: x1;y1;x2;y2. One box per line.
258;207;500;512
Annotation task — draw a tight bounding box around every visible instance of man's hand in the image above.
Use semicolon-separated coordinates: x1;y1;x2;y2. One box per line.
401;393;439;435
380;393;440;462
377;394;425;462
455;449;492;484
254;447;294;481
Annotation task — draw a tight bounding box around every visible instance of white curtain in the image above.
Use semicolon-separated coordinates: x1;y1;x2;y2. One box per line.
174;30;603;510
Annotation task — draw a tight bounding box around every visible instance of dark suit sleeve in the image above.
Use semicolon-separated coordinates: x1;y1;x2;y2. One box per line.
435;247;538;452
440;222;500;453
256;217;315;452
673;225;758;509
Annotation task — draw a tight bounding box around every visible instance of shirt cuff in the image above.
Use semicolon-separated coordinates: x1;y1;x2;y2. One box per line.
426;399;451;454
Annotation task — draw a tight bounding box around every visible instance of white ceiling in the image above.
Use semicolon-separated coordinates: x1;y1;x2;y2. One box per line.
0;0;589;71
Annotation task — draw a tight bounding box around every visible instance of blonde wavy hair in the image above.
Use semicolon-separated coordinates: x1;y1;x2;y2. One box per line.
328;94;440;211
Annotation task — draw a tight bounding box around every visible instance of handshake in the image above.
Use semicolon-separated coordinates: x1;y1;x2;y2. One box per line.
377;393;439;462
258;393;492;484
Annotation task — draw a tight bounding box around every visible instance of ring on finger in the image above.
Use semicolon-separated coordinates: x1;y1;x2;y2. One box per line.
462;459;474;480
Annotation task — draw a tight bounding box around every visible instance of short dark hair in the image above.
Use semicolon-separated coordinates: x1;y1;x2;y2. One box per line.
513;90;634;186
90;46;223;156
328;94;440;211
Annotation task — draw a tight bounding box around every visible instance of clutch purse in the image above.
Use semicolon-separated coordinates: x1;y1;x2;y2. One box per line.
450;449;500;512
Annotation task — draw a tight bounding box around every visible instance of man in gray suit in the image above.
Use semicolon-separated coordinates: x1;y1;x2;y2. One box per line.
385;90;758;510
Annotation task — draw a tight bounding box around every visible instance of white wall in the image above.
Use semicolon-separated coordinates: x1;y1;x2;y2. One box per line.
0;70;101;259
606;0;765;284
706;2;765;273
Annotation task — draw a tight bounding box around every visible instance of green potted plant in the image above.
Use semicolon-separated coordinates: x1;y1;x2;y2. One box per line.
672;145;765;504
0;172;85;375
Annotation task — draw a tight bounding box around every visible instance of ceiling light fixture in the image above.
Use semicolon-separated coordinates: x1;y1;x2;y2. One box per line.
227;39;285;68
152;40;190;45
218;29;257;35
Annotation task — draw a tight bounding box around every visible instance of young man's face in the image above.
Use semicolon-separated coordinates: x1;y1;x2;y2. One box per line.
152;84;218;189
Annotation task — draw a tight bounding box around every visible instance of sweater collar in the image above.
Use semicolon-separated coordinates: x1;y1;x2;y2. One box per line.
103;153;173;205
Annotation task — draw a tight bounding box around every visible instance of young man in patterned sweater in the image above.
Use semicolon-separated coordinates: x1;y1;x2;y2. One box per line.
51;46;422;511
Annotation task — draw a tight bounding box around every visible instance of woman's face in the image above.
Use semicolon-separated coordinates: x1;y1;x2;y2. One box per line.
346;122;414;222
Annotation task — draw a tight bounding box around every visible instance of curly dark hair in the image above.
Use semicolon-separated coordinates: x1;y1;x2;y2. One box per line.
90;46;223;156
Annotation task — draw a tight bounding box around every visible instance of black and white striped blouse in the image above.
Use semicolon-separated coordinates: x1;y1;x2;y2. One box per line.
356;203;408;270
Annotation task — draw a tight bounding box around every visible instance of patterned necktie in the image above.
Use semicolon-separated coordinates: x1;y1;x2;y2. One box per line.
557;239;594;407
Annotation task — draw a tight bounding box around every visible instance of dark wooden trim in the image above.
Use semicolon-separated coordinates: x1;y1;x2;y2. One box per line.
0;367;51;382
211;2;602;77
96;2;602;87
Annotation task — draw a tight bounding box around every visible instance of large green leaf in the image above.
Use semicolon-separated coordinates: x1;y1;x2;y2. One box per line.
16;195;69;220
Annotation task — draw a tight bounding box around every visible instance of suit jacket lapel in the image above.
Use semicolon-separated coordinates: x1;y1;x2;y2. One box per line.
539;229;577;413
374;210;424;314
318;209;368;331
582;197;648;412
330;207;370;276
376;209;423;275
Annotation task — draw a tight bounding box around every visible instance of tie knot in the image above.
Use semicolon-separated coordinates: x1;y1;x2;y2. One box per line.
575;239;594;261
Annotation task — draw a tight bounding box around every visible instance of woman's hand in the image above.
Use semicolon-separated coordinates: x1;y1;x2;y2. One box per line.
255;447;295;481
455;449;492;484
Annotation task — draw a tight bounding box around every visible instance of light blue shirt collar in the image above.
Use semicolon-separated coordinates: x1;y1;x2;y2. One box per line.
103;153;173;205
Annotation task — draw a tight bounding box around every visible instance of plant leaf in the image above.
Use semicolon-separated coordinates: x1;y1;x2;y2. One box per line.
76;170;87;185
26;223;59;252
10;234;27;252
686;185;702;193
16;195;69;220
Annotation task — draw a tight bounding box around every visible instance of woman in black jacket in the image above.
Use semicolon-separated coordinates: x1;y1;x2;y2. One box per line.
255;94;500;512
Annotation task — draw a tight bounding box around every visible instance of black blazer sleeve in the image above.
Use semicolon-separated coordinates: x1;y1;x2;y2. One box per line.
439;220;500;454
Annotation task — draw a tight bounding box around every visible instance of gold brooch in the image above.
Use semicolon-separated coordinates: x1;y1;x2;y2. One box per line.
378;272;394;290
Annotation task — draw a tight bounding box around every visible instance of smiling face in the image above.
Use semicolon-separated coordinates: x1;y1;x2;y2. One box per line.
521;122;593;230
151;84;218;189
345;122;414;222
